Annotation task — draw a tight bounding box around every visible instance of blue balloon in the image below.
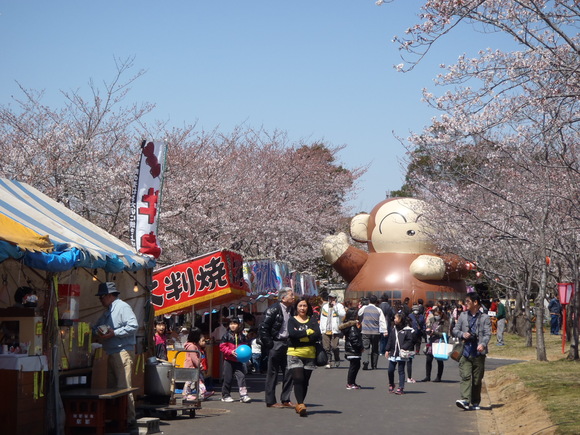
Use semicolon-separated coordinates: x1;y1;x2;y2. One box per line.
236;344;252;363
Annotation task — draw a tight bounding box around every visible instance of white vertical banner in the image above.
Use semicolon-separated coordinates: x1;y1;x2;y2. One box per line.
130;139;167;259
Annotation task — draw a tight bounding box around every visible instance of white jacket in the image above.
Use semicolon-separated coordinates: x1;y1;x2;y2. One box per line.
320;302;346;334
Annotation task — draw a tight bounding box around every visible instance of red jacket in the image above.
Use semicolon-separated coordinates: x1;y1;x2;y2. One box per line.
219;330;247;362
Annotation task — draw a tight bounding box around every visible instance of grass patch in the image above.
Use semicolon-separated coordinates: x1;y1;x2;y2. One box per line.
488;331;579;434
487;328;568;361
505;360;580;434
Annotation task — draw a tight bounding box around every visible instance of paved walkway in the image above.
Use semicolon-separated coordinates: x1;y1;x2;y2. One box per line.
150;353;517;435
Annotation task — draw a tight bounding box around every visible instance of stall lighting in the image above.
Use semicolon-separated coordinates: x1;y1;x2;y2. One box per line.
133;281;139;293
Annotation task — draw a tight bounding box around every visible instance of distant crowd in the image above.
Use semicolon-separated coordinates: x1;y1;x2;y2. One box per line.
153;289;501;415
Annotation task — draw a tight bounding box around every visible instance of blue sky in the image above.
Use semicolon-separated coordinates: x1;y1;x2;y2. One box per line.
0;1;503;213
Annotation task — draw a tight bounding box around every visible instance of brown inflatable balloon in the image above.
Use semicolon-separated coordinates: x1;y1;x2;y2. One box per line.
321;198;474;305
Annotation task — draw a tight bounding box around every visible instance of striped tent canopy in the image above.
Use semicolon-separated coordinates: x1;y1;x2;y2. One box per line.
0;178;155;272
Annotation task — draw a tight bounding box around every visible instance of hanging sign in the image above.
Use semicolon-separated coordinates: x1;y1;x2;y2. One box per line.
129;139;167;258
151;250;249;315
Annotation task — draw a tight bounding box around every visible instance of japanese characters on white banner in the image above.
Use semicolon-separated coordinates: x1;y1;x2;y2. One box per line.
130;140;167;258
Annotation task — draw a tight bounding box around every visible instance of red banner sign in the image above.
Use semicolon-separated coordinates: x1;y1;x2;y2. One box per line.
152;250;249;315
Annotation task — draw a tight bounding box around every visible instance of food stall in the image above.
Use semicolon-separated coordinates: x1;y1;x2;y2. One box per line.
0;178;155;434
151;250;249;382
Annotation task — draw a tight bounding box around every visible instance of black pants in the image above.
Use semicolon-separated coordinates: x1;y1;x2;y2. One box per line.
264;341;293;406
425;353;444;380
347;357;361;385
221;360;247;398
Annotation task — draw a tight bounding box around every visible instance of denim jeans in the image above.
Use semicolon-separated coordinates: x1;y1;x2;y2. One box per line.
550;314;560;334
388;359;406;389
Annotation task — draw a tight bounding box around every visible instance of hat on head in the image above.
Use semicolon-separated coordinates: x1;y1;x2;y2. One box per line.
95;282;120;296
328;291;339;299
412;305;420;311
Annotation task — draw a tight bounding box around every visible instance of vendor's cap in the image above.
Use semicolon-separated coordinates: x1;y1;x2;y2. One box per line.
96;282;120;296
328;291;339;299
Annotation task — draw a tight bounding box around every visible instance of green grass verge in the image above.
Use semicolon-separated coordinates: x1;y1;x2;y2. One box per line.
488;331;580;434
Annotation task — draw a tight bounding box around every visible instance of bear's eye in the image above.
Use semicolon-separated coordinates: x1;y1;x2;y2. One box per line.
407;230;416;236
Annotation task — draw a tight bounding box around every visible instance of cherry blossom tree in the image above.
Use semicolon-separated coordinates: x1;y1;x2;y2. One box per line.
378;0;580;359
159;127;362;271
0;62;362;275
0;57;152;236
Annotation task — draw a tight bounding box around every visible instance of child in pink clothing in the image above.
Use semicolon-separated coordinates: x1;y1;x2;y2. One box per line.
182;327;211;401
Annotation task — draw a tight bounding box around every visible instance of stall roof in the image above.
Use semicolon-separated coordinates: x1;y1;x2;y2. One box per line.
0;178;155;272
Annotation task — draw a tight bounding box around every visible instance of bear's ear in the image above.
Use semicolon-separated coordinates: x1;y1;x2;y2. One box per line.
350;213;370;242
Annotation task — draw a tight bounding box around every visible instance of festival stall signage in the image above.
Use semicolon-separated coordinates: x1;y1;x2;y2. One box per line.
152;250;249;315
243;259;291;295
130;139;167;259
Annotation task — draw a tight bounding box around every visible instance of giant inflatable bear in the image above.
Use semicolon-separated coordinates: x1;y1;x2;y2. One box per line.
321;198;473;304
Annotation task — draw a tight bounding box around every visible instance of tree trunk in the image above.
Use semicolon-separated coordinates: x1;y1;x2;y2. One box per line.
523;296;533;347
506;288;517;334
514;290;526;336
535;262;548;361
568;277;579;360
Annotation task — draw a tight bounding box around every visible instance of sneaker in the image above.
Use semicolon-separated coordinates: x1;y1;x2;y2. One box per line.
407;378;416;383
221;396;234;403
334;361;340;368
470;404;481;410
351;384;361;389
203;391;215;400
395;388;404;395
346;384;354;390
325;364;331;369
497;343;505;346
455;399;470;410
240;395;252;403
388;385;395;393
362;362;369;370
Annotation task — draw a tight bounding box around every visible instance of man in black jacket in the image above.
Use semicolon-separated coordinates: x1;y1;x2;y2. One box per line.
259;287;295;408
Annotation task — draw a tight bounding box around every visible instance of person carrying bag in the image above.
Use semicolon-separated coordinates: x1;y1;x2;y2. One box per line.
421;307;451;382
384;313;414;395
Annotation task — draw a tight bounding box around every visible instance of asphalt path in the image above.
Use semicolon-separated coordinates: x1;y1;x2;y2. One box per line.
147;353;521;435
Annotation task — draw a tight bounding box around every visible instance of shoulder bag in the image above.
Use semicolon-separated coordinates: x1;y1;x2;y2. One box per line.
396;330;413;360
315;341;328;367
450;339;464;362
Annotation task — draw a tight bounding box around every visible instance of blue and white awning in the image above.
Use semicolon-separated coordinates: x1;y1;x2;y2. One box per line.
0;178;155;272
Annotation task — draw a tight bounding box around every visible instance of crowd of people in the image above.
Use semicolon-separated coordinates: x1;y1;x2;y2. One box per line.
149;288;502;417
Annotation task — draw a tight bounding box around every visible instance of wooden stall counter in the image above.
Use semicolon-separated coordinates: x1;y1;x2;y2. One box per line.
0;355;48;434
61;387;138;435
